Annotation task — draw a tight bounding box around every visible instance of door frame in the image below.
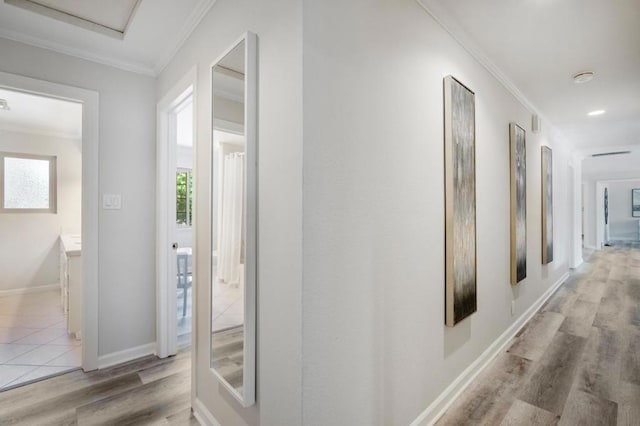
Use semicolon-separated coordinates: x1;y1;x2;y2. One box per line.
0;71;100;370
156;67;197;358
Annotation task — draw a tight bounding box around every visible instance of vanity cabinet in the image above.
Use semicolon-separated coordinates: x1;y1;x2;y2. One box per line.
59;235;82;339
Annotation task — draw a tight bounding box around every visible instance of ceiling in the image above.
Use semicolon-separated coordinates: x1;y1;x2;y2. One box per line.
0;88;82;139
422;0;640;154
0;0;216;75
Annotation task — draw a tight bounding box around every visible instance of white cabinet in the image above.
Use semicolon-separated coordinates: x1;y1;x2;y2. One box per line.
60;235;82;339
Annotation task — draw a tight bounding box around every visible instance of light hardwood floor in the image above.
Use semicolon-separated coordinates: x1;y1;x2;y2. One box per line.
0;349;197;425
437;241;640;426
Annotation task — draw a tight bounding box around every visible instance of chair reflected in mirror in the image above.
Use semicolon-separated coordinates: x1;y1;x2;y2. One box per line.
177;251;192;317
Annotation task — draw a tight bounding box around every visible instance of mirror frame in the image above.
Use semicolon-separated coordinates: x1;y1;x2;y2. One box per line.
209;31;257;407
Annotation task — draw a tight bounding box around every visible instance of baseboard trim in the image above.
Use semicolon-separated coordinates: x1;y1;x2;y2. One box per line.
97;342;157;369
410;271;570;426
193;398;221;426
0;283;59;297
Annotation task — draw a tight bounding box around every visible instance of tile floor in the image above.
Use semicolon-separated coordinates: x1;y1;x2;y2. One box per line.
0;289;81;391
212;267;244;332
174;269;243;346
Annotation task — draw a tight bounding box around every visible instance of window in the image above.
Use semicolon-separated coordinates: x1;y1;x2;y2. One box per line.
0;152;57;213
176;169;193;226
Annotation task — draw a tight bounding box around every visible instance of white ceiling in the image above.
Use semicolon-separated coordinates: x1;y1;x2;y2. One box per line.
0;0;216;75
0;88;82;139
423;0;640;153
8;0;140;36
583;151;640;181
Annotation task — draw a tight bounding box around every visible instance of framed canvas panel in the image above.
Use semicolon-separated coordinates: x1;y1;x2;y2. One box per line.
510;123;526;285
541;146;553;264
632;189;640;218
605;187;609;224
444;75;477;327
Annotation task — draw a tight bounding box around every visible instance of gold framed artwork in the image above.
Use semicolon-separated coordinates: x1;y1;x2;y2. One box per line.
444;75;477;327
510;123;526;285
541;146;553;264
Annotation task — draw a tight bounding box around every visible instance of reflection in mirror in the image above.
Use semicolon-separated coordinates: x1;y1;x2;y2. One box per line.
210;34;256;406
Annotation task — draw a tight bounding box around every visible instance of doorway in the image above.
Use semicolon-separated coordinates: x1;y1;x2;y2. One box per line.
0;71;99;388
156;69;196;358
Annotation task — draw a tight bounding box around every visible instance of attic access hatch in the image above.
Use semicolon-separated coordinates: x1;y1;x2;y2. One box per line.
4;0;141;39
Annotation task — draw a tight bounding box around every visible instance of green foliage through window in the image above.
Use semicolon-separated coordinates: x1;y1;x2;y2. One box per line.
176;169;193;226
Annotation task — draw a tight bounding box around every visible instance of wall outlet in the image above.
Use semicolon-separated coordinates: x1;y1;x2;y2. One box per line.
511;300;515;316
103;194;122;210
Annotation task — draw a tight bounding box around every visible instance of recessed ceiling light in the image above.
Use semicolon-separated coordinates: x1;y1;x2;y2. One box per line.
573;71;594;84
0;99;9;111
588;110;606;116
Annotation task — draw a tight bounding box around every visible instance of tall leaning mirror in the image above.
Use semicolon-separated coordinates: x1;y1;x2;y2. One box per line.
210;32;257;407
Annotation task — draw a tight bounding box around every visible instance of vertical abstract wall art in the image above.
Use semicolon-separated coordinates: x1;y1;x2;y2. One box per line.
444;75;477;327
510;123;526;285
605;187;609;224
632;189;640;217
541;146;553;264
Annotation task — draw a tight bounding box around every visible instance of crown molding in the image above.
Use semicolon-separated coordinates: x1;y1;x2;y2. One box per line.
0;26;156;76
415;0;574;150
153;0;217;76
0;123;81;140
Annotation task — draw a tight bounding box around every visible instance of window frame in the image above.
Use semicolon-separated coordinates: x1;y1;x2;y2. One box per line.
0;151;57;214
176;167;193;228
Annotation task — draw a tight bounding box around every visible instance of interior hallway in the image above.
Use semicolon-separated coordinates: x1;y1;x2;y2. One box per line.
437;241;640;425
0;348;195;425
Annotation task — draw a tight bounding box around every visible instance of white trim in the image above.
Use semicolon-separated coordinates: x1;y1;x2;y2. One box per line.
98;342;156;369
0;71;99;372
213;118;243;135
414;0;570;148
410;272;570;426
0;123;81;140
5;0;130;40
0;283;59;297
0;27;155;76
193;398;221;426
153;0;217;75
156;67;197;359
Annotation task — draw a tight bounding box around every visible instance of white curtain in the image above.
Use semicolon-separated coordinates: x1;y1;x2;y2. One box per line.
217;152;245;284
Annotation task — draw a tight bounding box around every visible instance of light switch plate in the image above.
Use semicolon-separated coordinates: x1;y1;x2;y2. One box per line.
103;194;122;210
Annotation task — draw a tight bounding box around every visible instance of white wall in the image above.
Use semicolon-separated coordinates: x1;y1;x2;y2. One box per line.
0;38;157;356
608;180;640;240
156;0;303;424
0;129;81;291
302;1;573;424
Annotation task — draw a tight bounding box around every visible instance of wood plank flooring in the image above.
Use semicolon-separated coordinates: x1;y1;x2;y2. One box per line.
437;241;640;426
0;348;197;425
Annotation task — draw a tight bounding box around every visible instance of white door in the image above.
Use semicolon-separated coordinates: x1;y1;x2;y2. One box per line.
156;75;195;358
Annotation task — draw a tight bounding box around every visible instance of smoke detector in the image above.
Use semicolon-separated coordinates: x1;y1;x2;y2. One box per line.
573;71;594;84
0;99;9;111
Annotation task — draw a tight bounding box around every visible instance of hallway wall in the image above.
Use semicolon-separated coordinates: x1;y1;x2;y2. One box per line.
608;180;640;240
0;129;81;291
302;0;574;424
0;38;157;358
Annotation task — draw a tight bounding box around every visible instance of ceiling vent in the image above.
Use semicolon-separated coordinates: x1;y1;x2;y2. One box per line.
591;151;631;157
